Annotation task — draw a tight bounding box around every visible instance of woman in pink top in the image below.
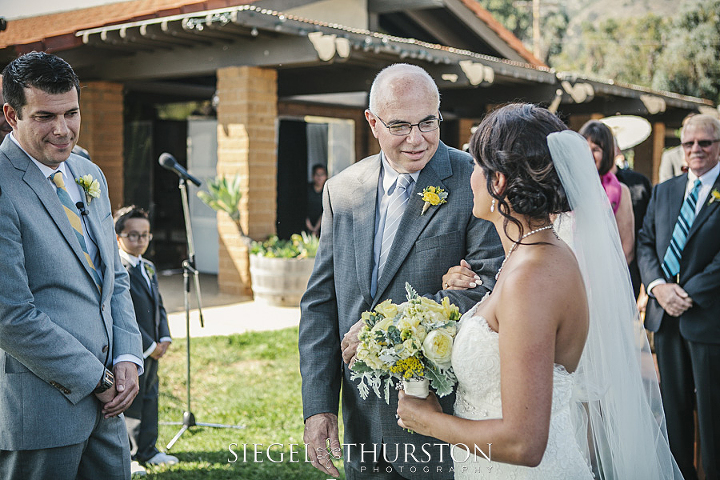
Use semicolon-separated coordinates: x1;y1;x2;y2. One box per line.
580;120;635;264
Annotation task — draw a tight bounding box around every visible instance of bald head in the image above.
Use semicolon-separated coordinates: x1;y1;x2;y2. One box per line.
364;63;442;174
368;63;440;115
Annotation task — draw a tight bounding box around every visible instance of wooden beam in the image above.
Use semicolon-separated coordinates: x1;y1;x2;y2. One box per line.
651;122;666;184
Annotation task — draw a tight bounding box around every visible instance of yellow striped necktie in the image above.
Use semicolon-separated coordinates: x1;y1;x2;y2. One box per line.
51;171;102;292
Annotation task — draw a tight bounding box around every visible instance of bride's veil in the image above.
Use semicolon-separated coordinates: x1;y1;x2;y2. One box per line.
548;130;682;479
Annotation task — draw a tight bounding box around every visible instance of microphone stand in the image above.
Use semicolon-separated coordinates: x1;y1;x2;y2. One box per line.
165;177;243;450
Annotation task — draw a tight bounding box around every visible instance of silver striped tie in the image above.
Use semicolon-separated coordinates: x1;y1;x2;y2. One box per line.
377;174;413;279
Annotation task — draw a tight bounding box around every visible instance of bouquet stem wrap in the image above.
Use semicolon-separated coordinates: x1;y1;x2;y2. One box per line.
403;378;430;398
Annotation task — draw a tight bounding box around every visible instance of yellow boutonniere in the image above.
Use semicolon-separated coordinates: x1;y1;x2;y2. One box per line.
418;186;448;215
75;174;101;204
709;189;720;205
143;262;155;280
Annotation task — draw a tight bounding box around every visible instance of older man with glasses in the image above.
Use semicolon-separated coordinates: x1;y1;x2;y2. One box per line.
638;113;720;480
299;63;503;480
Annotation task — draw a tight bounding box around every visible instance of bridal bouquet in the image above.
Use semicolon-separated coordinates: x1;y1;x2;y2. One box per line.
350;283;460;404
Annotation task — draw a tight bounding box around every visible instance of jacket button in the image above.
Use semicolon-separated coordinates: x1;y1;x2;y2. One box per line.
102;345;109;353
101;305;105;311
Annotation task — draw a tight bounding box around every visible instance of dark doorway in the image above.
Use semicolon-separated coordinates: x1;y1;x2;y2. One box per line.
123;117;188;269
276;119;309;240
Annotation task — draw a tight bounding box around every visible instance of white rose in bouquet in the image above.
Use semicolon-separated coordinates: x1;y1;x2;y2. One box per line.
422;330;454;369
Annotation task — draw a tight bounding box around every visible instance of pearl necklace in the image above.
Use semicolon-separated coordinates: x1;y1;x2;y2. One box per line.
495;224;555;281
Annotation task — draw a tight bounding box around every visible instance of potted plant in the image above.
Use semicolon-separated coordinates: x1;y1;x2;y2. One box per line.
249;232;318;306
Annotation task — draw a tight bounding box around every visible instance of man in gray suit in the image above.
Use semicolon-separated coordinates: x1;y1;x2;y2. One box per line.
0;52;143;479
299;64;503;479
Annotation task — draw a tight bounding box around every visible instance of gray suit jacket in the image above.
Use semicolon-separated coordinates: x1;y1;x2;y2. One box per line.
299;142;503;478
0;137;142;450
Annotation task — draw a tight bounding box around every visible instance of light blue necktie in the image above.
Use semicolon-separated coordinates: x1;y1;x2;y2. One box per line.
377;174;413;280
51;171;103;292
661;179;702;280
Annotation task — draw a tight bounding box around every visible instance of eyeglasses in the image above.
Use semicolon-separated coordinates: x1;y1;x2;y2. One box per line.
119;232;153;242
681;139;720;149
371;111;443;136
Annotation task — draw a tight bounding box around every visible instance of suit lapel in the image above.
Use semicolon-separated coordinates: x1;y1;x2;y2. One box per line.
65;158;110;297
134;262;153;297
374;144;452;302
353;156;382;305
6;143;96;287
122;257;159;336
687;174;720;241
150;273;161;335
661;175;688;246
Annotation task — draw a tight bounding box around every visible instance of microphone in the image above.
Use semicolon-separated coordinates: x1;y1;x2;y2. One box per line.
76;202;89;216
158;153;201;187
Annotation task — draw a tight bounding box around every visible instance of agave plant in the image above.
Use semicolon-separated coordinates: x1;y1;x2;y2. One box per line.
250;232;319;259
197;174;249;240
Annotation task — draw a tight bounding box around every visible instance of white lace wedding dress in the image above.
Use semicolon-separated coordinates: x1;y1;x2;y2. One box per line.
450;303;593;479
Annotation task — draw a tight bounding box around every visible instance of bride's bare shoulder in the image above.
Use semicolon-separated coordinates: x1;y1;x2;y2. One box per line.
498;242;586;313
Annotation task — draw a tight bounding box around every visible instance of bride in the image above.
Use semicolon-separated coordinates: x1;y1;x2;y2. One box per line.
396;103;682;479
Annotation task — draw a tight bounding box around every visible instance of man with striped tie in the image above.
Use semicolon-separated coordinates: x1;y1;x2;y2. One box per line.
0;52;142;479
638;113;720;480
299;63;503;479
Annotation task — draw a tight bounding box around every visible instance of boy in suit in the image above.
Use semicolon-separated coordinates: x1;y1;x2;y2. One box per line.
114;206;178;471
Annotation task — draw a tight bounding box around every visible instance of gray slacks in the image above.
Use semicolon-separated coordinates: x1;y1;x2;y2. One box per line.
0;409;131;480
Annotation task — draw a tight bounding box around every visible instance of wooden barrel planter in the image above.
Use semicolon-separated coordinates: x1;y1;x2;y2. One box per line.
249;254;315;307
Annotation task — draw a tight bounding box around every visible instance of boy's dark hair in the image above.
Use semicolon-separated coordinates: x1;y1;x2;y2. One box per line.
2;51;81;119
114;205;149;234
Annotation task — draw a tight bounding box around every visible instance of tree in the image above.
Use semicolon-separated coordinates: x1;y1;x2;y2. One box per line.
549;14;667;87
476;0;568;62
652;0;720;104
546;1;719;104
477;0;532;40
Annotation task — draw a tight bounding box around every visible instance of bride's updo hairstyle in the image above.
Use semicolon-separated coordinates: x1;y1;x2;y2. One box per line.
469;103;570;240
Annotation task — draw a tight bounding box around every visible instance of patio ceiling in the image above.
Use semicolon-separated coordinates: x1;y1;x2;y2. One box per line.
1;3;711;120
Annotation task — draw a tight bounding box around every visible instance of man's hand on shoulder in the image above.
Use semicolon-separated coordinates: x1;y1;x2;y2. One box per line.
100;361;139;418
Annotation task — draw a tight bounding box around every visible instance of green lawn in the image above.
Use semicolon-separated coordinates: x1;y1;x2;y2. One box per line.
147;327;346;479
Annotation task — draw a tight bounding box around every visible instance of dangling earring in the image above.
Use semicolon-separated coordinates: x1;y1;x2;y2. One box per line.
490;198;495;213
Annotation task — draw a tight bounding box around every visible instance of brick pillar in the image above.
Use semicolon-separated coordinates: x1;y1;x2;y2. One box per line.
78;82;124;210
216;66;277;296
